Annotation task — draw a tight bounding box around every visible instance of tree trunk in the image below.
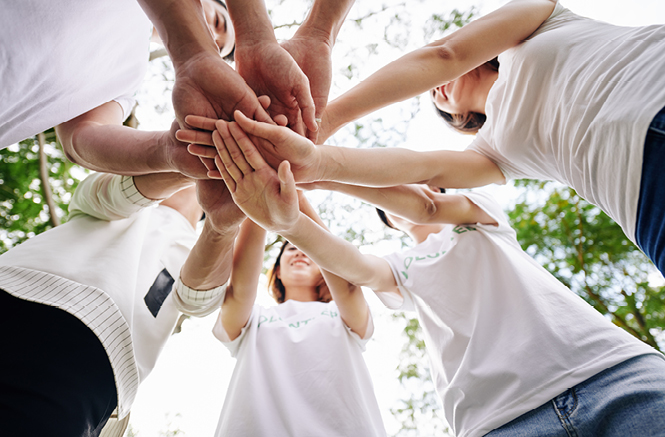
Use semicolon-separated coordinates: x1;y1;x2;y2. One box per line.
38;132;60;227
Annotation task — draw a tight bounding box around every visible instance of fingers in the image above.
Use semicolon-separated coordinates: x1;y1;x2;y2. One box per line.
187;144;217;159
274;114;289;127
277;160;297;203
184;115;218;132
294;85;318;135
215;155;236;192
233;110;284;145
212;128;246;184
226;122;270;172
257;95;271;111
176;129;214;146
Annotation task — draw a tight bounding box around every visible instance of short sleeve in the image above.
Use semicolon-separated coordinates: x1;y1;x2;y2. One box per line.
113;96;138;122
466;134;514;183
374;255;417;312
212;306;257;357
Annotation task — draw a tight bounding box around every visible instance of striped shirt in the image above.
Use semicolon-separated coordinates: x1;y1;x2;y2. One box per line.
0;174;225;421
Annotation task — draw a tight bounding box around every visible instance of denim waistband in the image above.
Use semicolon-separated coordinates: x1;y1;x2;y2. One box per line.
649;105;665;135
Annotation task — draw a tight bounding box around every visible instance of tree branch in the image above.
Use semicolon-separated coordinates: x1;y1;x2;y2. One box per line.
38;133;60;227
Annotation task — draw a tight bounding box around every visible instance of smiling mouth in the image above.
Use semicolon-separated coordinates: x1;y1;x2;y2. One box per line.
291;260;310;266
440;84;449;100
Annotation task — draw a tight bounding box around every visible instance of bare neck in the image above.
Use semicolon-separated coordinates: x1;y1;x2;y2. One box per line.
283;286;320;303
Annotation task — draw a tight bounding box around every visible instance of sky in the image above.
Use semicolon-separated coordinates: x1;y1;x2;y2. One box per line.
126;1;665;435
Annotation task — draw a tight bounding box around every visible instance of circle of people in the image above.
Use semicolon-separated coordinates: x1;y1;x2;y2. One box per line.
1;0;664;436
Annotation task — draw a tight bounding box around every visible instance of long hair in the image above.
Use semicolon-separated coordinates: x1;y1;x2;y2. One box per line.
433;57;499;135
267;240;331;304
267;240;289;303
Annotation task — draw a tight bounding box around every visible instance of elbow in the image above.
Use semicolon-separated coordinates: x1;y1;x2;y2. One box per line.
56;124;82;164
409;195;439;225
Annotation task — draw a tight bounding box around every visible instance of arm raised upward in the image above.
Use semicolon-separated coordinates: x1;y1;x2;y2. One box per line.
212;119;398;299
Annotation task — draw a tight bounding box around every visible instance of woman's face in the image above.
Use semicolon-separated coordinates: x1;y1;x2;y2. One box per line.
277;243;323;288
431;71;479;116
201;0;235;58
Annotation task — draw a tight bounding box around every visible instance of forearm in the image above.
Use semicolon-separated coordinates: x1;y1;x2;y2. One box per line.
180;220;239;290
225;0;276;43
280;213;391;290
220;219;266;340
64;123;173;176
296;0;355;45
137;0;218;65
326;46;454;131
320;147;502;188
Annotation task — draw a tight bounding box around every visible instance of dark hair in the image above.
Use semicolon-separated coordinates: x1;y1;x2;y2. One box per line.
214;0;235;62
267;240;330;304
376;188;446;229
268;240;289;303
376;208;396;230
433;57;499;135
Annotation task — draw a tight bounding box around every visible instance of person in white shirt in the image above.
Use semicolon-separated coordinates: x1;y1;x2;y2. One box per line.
0;171;245;437
208;120;665;437
209;193;386;436
183;0;665;277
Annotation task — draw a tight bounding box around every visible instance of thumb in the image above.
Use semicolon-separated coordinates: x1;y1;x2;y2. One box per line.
277;160;297;202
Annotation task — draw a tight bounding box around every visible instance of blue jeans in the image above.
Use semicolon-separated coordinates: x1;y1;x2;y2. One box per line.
636;106;665;276
485;354;665;436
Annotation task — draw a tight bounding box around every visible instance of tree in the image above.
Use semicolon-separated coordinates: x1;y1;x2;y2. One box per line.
0;130;85;254
508;180;665;352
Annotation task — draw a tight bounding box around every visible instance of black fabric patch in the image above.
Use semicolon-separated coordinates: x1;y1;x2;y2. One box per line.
144;268;175;317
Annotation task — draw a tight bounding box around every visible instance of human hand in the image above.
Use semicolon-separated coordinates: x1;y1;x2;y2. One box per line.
218;110;323;183
164;120;210;179
280;36;332;142
172;51;272;129
234;41;317;136
175;96;286;168
213;120;300;233
196;178;245;235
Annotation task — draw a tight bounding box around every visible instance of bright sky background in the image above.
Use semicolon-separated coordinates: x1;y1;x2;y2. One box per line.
127;1;665;435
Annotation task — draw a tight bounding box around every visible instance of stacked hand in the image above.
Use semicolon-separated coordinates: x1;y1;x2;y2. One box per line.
172;51;273;129
211;119;300;234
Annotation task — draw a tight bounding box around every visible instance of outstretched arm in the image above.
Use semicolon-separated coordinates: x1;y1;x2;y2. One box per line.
224;0;317;134
319;0;556;141
56;102;209;178
184;111;505;188
280;0;356;140
177;179;250;327
300;181;496;226
297;191;370;337
212;119;397;295
136;0;271;128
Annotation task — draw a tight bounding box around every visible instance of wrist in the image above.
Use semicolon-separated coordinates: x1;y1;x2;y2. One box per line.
279;212;307;240
292;24;334;49
203;214;241;240
150;0;219;67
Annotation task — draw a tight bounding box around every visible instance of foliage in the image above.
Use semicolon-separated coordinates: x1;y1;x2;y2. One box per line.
508;179;665;352
0;130;86;254
390;316;451;436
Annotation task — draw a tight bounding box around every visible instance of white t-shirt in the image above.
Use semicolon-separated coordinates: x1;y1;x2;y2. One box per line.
0;0;152;148
468;2;665;243
380;191;659;437
0;174;224;418
212;300;386;437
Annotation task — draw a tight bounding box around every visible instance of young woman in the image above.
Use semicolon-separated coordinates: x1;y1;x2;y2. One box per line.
210;198;385;436
182;0;665;275
210;119;665;437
